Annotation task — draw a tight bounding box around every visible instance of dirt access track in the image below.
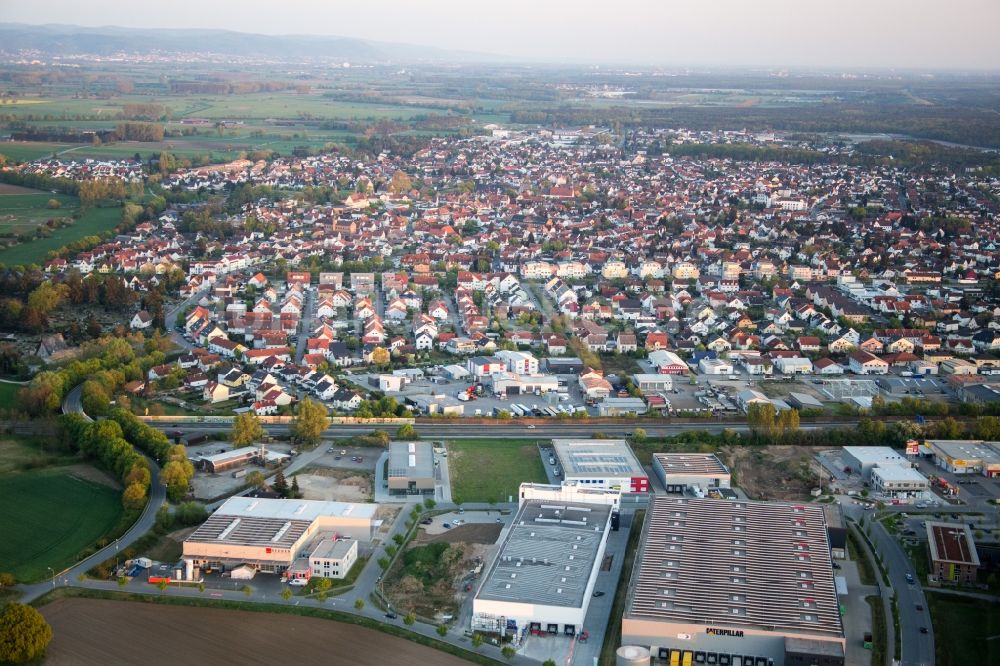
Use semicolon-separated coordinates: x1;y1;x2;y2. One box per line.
41;598;474;666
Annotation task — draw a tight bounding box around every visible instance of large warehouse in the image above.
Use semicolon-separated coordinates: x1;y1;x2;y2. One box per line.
622;496;845;666
471;499;613;640
925;439;1000;476
182;497;378;576
652;453;732;496
387;441;436;496
552;438;649;492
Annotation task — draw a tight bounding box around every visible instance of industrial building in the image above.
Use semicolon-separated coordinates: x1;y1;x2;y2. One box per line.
925;439;1000;476
471;499;613;639
552;439;649;492
308;535;358;579
841;446;909;480
518;482;623;508
632;373;673;394
869;465;929;500
194;445;290;474
926;522;981;584
182;497;378;576
652;453;731;496
387;441;436;496
622;496;845;666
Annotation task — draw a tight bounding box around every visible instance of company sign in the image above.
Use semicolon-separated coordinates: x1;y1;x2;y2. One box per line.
706;628;745;638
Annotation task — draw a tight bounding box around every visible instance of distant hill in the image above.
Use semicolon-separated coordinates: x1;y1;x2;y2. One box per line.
0;23;502;63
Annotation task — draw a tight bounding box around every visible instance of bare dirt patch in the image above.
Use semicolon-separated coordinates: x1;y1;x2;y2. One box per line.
721;445;820;501
65;463;121;490
416;523;502;545
41;598;472;666
0;183;44;195
294;467;372;502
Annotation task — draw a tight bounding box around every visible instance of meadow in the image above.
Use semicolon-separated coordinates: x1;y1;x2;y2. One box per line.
0;467;123;582
0;189;76;235
0;197;122;267
446;438;547;504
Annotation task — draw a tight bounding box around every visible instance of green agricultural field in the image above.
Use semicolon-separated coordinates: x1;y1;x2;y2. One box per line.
0;469;122;582
0;201;122;267
0;190;77;236
0;141;74;162
447;438;547;504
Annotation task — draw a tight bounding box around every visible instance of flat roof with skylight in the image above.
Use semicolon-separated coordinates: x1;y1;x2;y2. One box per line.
475;500;612;609
552;438;645;480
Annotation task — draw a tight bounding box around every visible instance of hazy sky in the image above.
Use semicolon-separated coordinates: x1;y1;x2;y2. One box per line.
2;0;999;69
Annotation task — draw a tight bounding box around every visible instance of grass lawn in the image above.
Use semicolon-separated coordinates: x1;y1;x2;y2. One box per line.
927;593;1000;666
0;191;76;235
447;439;547;504
0;381;22;409
0;469;123;582
0;201;122;267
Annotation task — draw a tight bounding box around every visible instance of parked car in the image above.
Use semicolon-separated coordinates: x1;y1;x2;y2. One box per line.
288;578;307;587
385;612;398;619
442;523;452;529
905;573;915;584
592;591;605;598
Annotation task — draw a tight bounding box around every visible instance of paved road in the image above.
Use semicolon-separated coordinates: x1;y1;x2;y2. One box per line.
18;454;165;603
844;503;935;666
164;289;207;351
294;286;315;365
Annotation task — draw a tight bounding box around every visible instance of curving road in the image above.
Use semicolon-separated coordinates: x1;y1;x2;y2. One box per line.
18;384;169;603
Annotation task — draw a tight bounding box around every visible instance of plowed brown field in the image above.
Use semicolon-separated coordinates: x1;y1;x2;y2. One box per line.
41;598;473;665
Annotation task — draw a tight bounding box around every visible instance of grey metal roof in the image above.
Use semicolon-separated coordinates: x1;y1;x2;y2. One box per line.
553;439;645;478
476;500;612;608
388;440;435;479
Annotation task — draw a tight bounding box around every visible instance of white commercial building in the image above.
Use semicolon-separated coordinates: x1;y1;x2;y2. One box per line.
631;373;673;394
471;499;613;639
308;536;358;579
182;497;378;576
518;482;622;508
552;439;650;493
842;446;910;481
699;358;734;375
773;357;814;375
869;465;929;500
652;453;732;496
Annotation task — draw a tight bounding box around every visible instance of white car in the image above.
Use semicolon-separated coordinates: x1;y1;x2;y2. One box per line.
288;578;308;587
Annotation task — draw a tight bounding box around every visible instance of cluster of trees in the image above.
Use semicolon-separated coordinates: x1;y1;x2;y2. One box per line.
18;335;165;415
0;603;52;664
747;403;801;436
122;103;169;121
77;178;132;207
155;501;208;533
108;408;195;502
353;395;411;419
59;413;153;511
114;122;164;142
291;398;330;448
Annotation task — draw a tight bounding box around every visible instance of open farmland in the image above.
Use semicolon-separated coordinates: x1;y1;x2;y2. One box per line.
447;439;547;504
41;598;477;666
0;189;75;235
0;202;121;267
0;468;122;582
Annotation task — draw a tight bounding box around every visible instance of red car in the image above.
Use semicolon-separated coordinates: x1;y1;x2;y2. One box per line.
578;631;589;643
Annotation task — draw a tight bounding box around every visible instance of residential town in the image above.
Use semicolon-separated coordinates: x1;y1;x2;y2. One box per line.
6;126;1000;427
